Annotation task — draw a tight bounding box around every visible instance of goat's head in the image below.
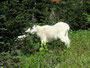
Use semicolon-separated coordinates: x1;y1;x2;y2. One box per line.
25;28;31;33
30;25;37;34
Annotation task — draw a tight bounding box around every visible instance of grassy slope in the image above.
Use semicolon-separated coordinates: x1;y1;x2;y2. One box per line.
17;30;90;68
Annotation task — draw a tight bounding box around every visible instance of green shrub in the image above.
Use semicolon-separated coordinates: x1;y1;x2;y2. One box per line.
19;35;41;54
0;0;89;52
0;51;20;68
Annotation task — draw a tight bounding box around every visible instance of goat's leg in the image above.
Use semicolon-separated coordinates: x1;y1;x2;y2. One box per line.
58;35;70;48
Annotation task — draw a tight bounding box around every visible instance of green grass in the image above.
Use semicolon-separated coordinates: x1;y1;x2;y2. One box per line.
1;30;90;68
15;30;90;68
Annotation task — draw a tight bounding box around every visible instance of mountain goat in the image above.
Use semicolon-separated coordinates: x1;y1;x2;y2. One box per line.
26;22;70;48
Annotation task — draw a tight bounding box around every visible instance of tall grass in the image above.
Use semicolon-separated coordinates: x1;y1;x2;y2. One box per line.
1;30;90;68
14;30;90;68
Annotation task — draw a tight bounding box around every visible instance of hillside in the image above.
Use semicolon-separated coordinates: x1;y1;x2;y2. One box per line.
0;30;89;68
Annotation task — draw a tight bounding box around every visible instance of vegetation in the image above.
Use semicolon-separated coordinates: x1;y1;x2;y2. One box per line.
0;0;90;68
0;30;90;68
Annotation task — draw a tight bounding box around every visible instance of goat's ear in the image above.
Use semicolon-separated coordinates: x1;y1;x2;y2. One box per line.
34;25;37;27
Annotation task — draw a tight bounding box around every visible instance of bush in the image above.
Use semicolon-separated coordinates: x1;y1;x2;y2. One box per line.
0;51;20;68
0;0;89;54
20;35;41;54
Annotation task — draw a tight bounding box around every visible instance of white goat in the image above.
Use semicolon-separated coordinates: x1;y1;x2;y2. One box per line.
27;22;70;48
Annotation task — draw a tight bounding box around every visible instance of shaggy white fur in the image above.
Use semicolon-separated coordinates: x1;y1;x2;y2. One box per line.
30;22;70;48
